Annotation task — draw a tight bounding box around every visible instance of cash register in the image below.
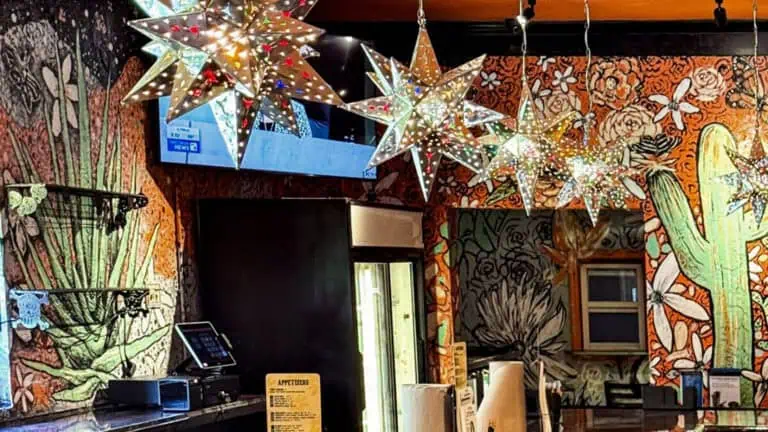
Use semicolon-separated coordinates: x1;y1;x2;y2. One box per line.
107;321;240;411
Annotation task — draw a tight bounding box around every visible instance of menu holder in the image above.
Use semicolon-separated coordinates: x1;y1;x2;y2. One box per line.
709;368;742;408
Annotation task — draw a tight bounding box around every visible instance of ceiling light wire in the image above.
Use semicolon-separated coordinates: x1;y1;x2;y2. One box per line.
584;0;593;116
518;0;528;85
754;0;761;135
417;0;426;27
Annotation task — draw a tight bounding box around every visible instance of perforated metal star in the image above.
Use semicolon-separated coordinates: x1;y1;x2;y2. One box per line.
481;84;577;215
344;28;500;201
556;123;633;226
719;133;768;227
124;0;342;168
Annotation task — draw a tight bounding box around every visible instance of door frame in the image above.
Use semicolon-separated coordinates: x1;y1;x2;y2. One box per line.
350;247;428;387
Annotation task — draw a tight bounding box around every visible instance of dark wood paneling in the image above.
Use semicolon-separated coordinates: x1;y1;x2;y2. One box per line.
196;199;361;431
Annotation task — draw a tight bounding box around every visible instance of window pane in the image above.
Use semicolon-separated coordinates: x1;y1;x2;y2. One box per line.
588;312;640;343
587;268;640;302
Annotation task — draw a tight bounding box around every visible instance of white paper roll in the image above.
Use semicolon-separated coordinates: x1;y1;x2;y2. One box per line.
401;384;453;432
476;361;526;432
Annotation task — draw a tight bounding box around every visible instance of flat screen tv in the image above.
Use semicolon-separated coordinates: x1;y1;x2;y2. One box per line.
158;36;377;180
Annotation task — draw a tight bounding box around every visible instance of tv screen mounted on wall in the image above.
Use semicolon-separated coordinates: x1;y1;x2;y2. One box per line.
158;36;377;180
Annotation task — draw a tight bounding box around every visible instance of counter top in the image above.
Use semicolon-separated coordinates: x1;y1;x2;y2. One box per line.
1;395;265;432
539;408;768;431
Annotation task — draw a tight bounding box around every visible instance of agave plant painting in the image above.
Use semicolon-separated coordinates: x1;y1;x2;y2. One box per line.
454;209;646;404
0;29;175;411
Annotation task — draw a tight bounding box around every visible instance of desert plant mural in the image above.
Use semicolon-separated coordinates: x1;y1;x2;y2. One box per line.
647;123;768;405
1;34;172;407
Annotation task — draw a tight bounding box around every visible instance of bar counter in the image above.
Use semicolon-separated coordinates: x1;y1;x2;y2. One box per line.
0;395;265;431
538;409;768;431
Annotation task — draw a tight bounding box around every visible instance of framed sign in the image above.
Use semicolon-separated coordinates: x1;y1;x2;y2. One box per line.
266;373;322;432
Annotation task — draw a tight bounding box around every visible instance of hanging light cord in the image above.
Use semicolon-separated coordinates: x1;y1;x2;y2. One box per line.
519;0;528;85
418;0;426;27
754;0;761;135
584;0;593;115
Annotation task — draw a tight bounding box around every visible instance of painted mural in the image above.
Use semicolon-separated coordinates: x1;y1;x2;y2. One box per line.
425;55;768;408
0;1;179;419
0;1;422;420
453;209;646;406
0;0;767;419
162;55;768;408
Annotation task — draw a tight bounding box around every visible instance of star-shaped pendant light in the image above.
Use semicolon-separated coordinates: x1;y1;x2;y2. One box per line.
555;124;633;226
720;132;768;226
123;0;342;168
344;13;500;200
481;84;577;214
555;0;634;226
478;7;576;215
719;0;768;227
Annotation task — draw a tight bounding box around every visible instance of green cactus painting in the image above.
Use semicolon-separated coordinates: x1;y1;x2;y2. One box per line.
647;123;768;406
3;35;171;405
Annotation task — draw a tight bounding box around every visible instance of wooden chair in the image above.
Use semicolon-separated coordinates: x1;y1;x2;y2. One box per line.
604;382;644;408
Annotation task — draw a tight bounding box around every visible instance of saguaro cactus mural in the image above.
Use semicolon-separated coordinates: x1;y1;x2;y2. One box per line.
647;123;768;405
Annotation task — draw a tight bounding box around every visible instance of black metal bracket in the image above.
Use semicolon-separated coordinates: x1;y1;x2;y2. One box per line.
9;288;152;329
5;184;149;234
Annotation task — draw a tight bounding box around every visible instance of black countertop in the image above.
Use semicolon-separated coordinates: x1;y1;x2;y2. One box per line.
0;395;265;432
539;408;768;431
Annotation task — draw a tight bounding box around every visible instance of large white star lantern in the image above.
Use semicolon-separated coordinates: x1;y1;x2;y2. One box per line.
481;84;577;214
556;122;634;226
124;0;342;168
720;132;768;227
344;28;502;201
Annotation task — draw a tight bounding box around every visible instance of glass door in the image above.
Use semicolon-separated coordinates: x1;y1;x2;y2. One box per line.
354;262;419;432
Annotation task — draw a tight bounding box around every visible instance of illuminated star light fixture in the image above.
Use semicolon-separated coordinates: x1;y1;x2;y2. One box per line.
123;0;343;168
719;0;768;227
480;2;577;215
554;0;635;226
344;0;503;201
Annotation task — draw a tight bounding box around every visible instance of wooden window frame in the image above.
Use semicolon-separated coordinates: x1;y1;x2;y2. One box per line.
579;262;647;352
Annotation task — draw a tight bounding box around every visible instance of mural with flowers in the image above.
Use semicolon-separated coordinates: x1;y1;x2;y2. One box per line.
443;55;768;407
1;0;768;419
0;1;420;423
453;209;645;406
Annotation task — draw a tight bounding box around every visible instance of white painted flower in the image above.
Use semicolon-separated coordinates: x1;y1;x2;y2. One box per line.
438;176;457;194
468;172;494;194
673;333;712;387
13;366;34;413
358;171;404;205
553;66;577;93
531;78;551;113
480;71;501;90
750;245;764;283
537;56;555;72
460;196;480;208
743;357;768;406
649;356;662;385
42;54;78;137
621;146;646;199
649;78;700;131
647;253;710;351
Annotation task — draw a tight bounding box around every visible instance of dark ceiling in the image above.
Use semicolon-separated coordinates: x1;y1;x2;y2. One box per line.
310;0;768;22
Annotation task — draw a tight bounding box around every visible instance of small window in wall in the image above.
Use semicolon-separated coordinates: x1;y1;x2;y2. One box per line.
580;263;646;352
